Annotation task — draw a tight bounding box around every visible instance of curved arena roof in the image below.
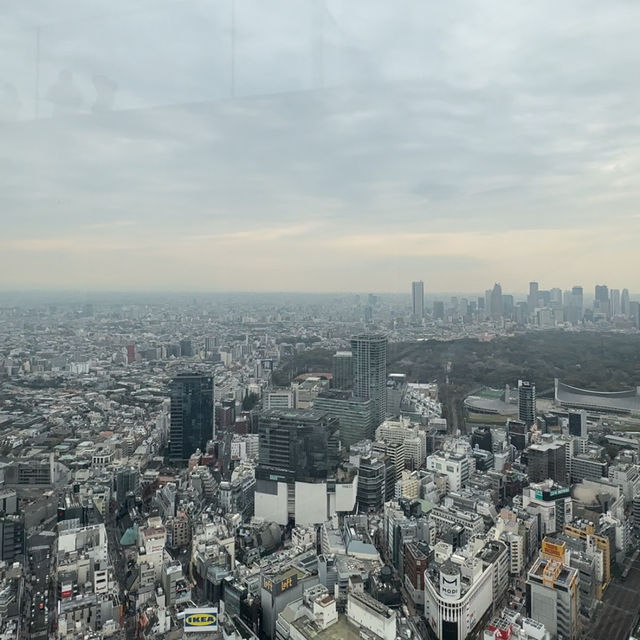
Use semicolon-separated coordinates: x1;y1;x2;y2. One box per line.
555;379;640;415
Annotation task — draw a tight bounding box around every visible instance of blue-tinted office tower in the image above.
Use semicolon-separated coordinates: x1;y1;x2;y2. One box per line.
351;334;387;429
169;374;214;462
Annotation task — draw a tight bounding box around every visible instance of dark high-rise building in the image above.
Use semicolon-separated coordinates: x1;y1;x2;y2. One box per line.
351;334;387;428
313;390;373;447
508;420;528;450
472;448;494;472
412;281;424;318
568;411;587;438
116;467;139;504
256;409;339;484
433;301;445;320
332;351;353;390
527;442;567;484
222;398;236;424
518;380;536;426
404;542;430;605
471;426;493;453
216;403;234;429
356;457;386;512
179;338;194;357
254;409;349;526
0;516;25;564
594;285;609;315
386;373;407;418
169;374;214;462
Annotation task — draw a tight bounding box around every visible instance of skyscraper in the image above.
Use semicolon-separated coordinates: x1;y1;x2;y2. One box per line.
549;288;563;313
610;288;621;317
169;374;214;462
490;283;503;319
594;285;609;314
332;351;353;390
518;380;536;426
411;281;424;318
528;282;539;315
621;288;630;317
351;334;387;428
567;286;583;324
631;301;640;329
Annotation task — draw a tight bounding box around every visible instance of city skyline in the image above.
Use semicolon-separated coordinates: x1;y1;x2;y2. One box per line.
3;2;640;639
0;279;638;297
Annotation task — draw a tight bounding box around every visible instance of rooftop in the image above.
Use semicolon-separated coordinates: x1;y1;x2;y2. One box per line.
292;615;362;640
555;379;640;414
528;557;577;587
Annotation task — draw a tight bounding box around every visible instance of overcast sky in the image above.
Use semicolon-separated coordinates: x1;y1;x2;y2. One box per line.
1;0;639;294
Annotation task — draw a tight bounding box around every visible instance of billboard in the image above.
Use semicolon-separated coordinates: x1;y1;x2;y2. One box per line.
542;539;565;560
535;487;570;501
439;571;461;600
262;573;298;596
183;608;218;633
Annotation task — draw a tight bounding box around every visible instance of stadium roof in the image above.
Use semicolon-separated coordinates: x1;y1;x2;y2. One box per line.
555;379;640;415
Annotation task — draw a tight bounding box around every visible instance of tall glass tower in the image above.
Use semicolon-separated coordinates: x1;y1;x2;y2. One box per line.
412;280;424;317
332;351;353;390
351;334;387;429
169;374;214;462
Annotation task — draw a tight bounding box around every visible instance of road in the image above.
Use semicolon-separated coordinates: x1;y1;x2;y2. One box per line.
584;554;640;640
105;505;136;639
25;534;55;639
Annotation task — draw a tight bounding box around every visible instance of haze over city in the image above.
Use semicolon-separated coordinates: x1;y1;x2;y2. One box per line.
2;0;640;292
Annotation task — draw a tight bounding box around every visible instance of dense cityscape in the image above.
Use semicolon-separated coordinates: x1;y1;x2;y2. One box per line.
0;279;638;640
5;0;640;637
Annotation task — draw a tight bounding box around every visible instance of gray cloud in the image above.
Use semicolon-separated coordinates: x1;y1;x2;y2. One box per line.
1;0;640;292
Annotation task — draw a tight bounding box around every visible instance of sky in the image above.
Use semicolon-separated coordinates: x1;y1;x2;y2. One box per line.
1;0;640;294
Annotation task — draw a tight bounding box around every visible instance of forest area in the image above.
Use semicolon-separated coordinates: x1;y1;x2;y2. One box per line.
272;332;640;425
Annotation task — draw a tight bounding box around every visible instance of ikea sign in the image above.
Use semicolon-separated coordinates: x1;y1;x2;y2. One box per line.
183;608;218;633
